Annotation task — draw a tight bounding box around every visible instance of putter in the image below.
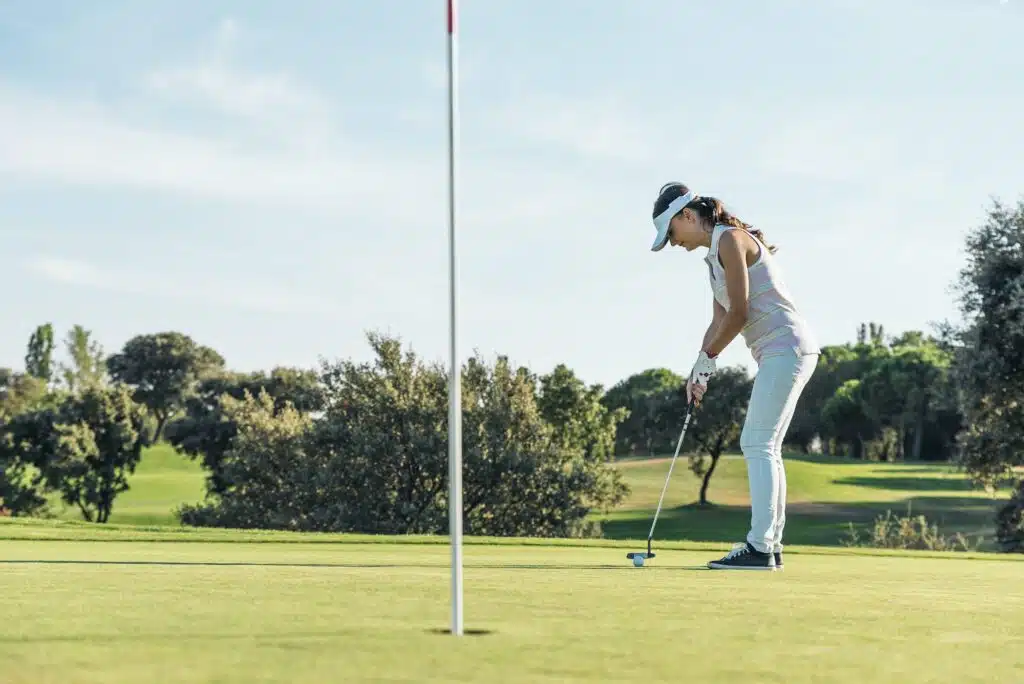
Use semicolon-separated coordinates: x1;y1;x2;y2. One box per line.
627;398;695;565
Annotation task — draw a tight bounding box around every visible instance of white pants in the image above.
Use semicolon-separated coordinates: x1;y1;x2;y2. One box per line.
741;350;818;554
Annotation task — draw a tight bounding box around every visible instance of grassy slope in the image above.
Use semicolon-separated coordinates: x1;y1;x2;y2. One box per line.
0;536;1021;684
601;452;1007;549
51;444;207;526
46;445;1008;549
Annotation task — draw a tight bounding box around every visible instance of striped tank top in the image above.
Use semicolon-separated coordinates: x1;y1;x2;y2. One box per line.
705;224;819;364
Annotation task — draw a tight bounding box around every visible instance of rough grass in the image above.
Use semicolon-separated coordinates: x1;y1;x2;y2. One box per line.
0;531;1021;684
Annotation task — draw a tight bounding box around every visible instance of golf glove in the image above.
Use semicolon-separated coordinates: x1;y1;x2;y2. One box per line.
688;350;717;394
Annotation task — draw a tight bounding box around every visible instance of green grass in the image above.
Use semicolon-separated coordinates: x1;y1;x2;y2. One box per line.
4;447;1022;682
599;452;1008;549
50;444;207;526
0;529;1022;683
43;446;1009;552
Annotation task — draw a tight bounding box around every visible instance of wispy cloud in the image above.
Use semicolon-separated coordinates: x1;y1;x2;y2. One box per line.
144;18;333;148
25;256;340;316
0;13;440;224
0;86;604;247
0;85;427;215
485;92;667;163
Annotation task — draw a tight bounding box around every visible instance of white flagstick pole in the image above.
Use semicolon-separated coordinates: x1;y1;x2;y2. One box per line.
446;0;464;638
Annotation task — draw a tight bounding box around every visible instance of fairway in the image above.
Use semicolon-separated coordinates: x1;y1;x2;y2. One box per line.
602;453;1007;548
13;447;1020;682
45;446;1010;552
1;529;1022;684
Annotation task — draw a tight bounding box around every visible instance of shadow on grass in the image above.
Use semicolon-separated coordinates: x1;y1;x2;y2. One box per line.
0;559;448;569
0;631;371;645
600;496;1001;547
0;559;707;571
619;451;963;471
0;628;500;645
832;476;974;492
780;454;960;470
881;466;965;474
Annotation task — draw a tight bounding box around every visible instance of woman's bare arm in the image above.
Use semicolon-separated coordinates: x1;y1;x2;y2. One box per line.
701;298;727;351
704;230;751;358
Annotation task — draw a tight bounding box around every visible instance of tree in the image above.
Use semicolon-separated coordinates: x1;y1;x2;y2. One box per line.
1;367;58;515
821;379;878;459
0;389;52;516
538;364;624;464
671;366;752;505
1;367;52;515
180;332;628;538
784;324;959;460
950;198;1024;485
859;341;955;461
106;332;225;441
0;369;50;421
0;458;48;516
784;344;856;453
165;367;326;495
786;336;887;455
995;482;1024;552
948;199;1024;551
25;323;55;383
43;385;150;522
59;325;106;392
601;368;685;456
2;385;149;522
177;390;319;530
456;353;627;537
534;364;629;525
857;322;886;346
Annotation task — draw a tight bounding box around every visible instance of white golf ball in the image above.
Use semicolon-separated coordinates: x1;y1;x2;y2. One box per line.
633;555;644;567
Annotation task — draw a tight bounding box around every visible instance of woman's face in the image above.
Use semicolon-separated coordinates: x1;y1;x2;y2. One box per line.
667;208;705;251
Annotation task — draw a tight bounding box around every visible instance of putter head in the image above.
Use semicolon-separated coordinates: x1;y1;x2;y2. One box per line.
626;552;655;559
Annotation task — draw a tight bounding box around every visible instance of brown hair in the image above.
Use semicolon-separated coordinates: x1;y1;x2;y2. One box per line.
688;196;776;253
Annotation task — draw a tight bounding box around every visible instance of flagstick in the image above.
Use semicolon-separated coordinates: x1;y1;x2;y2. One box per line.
446;0;464;638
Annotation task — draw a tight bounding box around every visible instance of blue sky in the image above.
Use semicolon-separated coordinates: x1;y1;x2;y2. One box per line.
1;0;1022;388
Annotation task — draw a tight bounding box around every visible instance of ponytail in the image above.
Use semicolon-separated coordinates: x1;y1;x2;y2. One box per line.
687;196;776;253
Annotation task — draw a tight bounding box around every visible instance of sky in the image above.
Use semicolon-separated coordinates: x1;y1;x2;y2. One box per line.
1;0;1022;389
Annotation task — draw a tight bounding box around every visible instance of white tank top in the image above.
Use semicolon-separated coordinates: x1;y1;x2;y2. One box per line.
705;224;819;364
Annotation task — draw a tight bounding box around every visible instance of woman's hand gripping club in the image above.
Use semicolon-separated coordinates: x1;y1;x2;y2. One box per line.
686;350;717;406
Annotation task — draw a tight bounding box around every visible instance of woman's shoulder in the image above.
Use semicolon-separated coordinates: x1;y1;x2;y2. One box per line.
714;225;763;265
714;224;757;248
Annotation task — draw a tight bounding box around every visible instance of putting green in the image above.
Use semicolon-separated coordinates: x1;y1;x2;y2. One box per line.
2;536;1021;683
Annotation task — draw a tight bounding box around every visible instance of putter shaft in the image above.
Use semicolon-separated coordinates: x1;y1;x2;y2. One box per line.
646;401;694;546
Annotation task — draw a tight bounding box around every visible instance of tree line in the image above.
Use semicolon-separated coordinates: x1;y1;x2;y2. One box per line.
608;325;960;462
2;199;1023;551
1;329;628;536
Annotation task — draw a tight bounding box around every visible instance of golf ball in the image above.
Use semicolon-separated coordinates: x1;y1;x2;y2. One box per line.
633;555;644;567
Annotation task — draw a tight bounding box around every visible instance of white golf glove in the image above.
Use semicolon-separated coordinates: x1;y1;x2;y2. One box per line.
687;351;717;403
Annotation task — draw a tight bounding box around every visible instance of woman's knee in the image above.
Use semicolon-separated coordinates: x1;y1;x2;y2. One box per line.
740;427;777;461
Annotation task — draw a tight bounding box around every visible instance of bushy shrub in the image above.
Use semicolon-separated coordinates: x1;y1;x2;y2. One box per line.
841;506;981;552
994;481;1024;553
178;333;628;538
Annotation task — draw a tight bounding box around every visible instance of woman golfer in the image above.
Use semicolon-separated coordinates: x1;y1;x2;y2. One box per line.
650;182;819;571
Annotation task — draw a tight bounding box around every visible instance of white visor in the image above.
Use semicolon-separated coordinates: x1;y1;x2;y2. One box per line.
651;190;696;251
